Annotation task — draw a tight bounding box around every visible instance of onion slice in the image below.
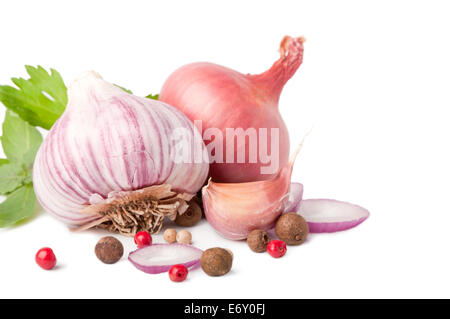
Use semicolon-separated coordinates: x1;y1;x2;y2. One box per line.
283;183;304;213
128;243;203;274
298;199;369;233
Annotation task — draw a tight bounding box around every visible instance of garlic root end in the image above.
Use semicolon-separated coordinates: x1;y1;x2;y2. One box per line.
75;184;195;236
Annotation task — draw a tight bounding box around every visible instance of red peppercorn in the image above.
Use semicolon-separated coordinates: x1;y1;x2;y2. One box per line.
267;240;287;258
35;247;57;270
134;231;152;248
169;264;188;282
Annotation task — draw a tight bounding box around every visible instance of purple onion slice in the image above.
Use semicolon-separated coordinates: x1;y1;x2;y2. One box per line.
128;243;203;274
298;199;369;233
283;182;304;213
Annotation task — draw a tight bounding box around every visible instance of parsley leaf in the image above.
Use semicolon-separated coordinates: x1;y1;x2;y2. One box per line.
1;110;43;167
0;183;36;227
146;93;159;100
115;84;133;94
0;65;67;129
0;163;27;195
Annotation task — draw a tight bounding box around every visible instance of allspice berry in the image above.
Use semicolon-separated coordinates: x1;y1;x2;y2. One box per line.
175;201;202;227
247;229;270;253
95;236;124;264
176;229;192;244
224;248;234;261
200;248;233;277
163;228;177;243
275;213;309;245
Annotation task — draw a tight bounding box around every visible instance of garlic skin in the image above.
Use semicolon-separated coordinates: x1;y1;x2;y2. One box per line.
202;147;300;240
33;71;209;226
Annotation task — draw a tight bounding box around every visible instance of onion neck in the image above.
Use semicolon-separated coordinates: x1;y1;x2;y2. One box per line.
250;36;305;104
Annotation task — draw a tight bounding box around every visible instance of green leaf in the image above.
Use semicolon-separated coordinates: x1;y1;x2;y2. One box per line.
114;84;133;94
0;183;36;227
0;163;27;195
1;110;43;167
0;159;9;166
0;66;67;129
146;93;159;100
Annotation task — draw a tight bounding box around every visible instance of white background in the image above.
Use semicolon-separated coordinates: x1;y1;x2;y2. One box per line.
0;0;449;299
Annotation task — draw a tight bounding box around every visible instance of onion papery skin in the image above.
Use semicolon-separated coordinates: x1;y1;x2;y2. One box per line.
160;36;304;183
33;71;209;226
202;147;300;240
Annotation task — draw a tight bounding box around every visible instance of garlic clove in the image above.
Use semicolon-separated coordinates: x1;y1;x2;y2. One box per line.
202;144;303;240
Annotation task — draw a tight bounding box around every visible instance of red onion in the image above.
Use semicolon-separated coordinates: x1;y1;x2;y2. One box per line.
160;36;305;183
33;71;209;233
298;199;370;233
128;243;203;274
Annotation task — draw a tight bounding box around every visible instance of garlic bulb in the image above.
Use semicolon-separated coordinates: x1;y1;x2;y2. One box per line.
33;71;209;235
